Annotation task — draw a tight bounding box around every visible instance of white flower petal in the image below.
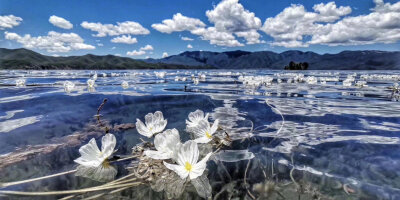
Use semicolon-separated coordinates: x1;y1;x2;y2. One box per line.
144;112;154;127
101;133;116;158
163;161;189;179
210;119;219;135
190;153;212;179
154;111;164;122
194;137;212;144
136;119;152;138
74;138;102;167
188;109;204;122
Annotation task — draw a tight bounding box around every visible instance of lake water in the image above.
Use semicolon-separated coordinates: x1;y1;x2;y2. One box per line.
0;70;399;199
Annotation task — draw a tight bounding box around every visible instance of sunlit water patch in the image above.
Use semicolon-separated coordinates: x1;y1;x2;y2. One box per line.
0;70;399;199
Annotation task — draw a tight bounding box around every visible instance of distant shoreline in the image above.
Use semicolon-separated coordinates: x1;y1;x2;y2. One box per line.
1;48;399;70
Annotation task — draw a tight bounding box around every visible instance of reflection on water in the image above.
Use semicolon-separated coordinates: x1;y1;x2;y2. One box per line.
0;70;399;199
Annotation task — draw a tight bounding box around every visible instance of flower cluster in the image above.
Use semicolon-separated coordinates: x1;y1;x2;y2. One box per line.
135;110;218;180
73;109;222;198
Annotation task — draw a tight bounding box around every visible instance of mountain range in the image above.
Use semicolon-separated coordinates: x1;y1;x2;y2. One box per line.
145;50;400;70
0;48;211;70
1;48;399;70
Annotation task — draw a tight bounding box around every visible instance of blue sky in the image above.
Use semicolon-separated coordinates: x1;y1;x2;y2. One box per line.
1;0;400;58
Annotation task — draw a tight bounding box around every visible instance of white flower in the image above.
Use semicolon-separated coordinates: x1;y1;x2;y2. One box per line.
74;133;116;167
63;81;75;93
163;140;212;180
87;79;95;88
15;79;26;87
144;128;181;160
136;111;167;138
192;119;219;143
92;73;98;80
121;81;129;89
186;110;209;128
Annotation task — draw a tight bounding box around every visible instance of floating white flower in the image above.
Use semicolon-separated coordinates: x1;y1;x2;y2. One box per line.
192;119;219;144
92;73;98;80
102;73;107;77
74;133;116;167
74;134;117;182
121;81;129;89
63;81;75;93
144;128;181;160
136;111;167;138
186;110;209;129
87;79;95;88
163;140;212;180
15;79;26;87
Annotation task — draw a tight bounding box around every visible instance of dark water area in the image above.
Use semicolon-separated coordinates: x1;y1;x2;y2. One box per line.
0;70;400;199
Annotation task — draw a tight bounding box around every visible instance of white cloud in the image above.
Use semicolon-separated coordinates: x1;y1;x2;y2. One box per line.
309;0;400;46
151;13;206;34
140;44;153;51
127;50;146;56
192;27;244;47
260;1;400;47
162;52;168;58
206;0;261;32
97;43;103;46
187;44;193;48
205;0;262;44
115;53;121;56
110;35;138;44
49;15;73;29
111;46;116;50
181;36;194;41
5;31;95;52
0;15;22;30
152;0;262;46
261;2;351;47
81;21;150;37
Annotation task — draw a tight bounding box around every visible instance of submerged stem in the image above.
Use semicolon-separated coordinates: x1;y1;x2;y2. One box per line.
0;169;77;188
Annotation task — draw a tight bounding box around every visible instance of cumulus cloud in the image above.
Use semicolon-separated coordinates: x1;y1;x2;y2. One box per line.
97;43;103;46
0;15;22;30
309;0;400;46
261;0;400;47
151;13;206;33
5;31;95;52
261;2;351;47
140;44;154;51
205;0;262;44
49;15;73;29
110;35;138;44
152;0;261;46
81;21;150;37
206;0;261;32
126;50;146;56
181;36;194;41
187;44;193;48
192;27;244;47
162;52;168;58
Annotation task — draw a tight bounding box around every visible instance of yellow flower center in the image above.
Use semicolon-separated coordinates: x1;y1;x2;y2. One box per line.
149;127;153;132
185;162;192;171
205;131;212;138
102;160;110;168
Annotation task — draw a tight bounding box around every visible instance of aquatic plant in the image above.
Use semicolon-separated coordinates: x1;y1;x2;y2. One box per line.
135;111;168;138
15;78;26;87
121;80;129;89
63;81;75;93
